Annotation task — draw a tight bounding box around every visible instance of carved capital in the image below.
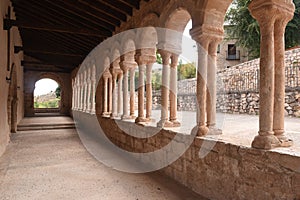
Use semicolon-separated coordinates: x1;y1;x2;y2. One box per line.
190;24;223;48
135;48;156;65
157;49;172;65
249;0;295;29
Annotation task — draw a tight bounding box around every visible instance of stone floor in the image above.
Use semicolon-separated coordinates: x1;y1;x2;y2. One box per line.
0;116;206;200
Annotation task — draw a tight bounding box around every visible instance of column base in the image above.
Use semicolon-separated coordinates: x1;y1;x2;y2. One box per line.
276;134;293;147
102;112;110;118
191;125;209;136
207;126;222;135
251;134;281;150
130;115;136;119
121;115;132;120
110;113;118;119
135;117;148;123
157;120;173;128
170;119;181;127
145;117;156;123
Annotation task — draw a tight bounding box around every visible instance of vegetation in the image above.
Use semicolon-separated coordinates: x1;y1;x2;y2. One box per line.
55;86;61;98
225;0;300;59
34;98;60;108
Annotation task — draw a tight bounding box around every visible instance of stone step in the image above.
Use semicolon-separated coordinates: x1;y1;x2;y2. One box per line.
17;123;76;131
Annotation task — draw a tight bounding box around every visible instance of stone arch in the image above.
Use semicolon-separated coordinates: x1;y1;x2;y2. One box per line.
7;63;18;133
165;7;192;33
138;12;160;27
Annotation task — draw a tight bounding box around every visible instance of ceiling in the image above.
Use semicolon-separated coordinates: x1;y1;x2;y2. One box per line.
9;0;149;73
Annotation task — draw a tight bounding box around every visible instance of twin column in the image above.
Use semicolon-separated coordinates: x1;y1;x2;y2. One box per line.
249;0;294;149
190;26;223;136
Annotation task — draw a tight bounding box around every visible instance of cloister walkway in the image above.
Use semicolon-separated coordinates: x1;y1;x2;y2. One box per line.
0;113;299;199
0;116;205;200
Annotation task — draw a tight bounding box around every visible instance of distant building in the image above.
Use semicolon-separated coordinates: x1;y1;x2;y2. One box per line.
217;25;249;70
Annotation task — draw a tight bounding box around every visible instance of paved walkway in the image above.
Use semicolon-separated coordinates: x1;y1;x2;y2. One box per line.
0;116;205;200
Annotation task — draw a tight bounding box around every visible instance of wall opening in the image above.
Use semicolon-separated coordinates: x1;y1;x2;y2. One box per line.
34;78;61;112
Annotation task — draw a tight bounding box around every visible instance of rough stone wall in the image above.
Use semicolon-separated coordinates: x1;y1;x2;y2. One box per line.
74;113;300;200
24;71;72;116
152;48;300;116
0;0;24;156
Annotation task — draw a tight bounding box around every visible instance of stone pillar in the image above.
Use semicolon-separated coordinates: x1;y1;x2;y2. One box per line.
146;63;153;120
79;73;83;111
102;77;109;116
108;77;113;114
207;40;222;134
111;72;118;118
249;0;294;149
169;54;180;127
190;25;223;136
83;70;88;112
129;67;136;118
120;60;137;120
87;68;92;113
157;50;172;127
117;73;123;117
91;65;96;114
72;79;75;110
135;61;147;123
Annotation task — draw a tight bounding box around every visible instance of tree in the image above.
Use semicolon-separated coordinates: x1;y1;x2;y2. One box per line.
55;86;61;98
178;62;196;80
225;0;300;59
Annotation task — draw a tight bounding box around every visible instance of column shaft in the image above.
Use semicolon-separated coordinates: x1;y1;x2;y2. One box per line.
111;75;118;118
206;41;218;128
109;78;113;114
129;69;136;117
117;74;123;116
146;64;153;119
122;70;129;119
103;78;108;115
169;55;180;126
135;64;146;122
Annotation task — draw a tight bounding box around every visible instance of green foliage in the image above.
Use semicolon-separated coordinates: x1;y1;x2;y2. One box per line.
152;71;162;90
34;99;60;108
55;86;61;98
226;0;300;59
177;61;196;80
156;51;163;64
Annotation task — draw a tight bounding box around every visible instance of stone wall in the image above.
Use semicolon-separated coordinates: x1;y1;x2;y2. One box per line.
0;0;24;157
153;48;300;117
24;71;72;116
75;112;300;200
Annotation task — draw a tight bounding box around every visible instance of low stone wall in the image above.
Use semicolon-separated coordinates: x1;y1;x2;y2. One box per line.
217;91;300;117
75;112;300;200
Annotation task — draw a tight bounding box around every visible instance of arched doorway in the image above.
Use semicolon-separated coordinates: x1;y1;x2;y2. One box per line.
34;78;61;114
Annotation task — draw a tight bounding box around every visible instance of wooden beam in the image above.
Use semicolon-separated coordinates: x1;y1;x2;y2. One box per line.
15;46;85;58
24;67;70;73
5;19;111;37
21;60;75;69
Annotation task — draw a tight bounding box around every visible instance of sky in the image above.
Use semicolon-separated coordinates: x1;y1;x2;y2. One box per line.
34;78;58;96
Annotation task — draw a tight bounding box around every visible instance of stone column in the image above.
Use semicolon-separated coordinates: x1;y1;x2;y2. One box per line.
83;70;88;112
120;61;133;120
157;50;172;127
129;67;136;118
111;72;118;118
91;65;96;114
72;79;75;110
249;0;294;149
135;61;147;123
87;69;92;113
169;54;180;127
102;77;109;116
108;77;113;114
79;73;83;111
117;73;123;117
207;40;222;134
190;33;209;135
190;25;223;136
146;63;153;120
